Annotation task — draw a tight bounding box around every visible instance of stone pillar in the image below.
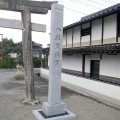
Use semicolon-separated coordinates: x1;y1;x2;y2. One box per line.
21;10;35;102
33;4;75;119
43;3;65;116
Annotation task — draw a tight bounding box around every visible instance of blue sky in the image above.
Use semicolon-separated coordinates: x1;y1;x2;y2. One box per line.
0;0;119;47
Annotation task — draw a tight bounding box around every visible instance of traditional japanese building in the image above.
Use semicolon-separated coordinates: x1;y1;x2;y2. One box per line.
41;3;120;108
18;41;42;58
62;3;120;85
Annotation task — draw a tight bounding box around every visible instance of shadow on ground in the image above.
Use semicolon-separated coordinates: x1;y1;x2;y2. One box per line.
1;73;77;99
1;82;24;90
35;75;74;99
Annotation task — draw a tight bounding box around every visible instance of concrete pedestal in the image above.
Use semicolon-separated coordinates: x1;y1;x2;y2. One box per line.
33;109;75;120
43;102;65;116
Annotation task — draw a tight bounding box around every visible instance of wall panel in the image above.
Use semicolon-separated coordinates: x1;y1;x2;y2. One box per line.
67;28;72;48
73;25;81;47
103;14;117;44
92;19;102;45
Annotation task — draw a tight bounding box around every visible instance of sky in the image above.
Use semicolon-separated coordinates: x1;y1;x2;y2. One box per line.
0;0;120;47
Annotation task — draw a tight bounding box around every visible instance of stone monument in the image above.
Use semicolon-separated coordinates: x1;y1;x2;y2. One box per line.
13;64;24;80
33;3;75;120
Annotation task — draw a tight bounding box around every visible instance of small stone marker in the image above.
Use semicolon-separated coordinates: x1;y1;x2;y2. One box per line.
13;64;24;80
33;3;75;120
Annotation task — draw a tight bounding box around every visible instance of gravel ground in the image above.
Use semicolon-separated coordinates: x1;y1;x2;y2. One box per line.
0;70;120;120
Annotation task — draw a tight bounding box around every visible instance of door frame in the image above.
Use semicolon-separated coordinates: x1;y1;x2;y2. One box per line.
90;60;100;79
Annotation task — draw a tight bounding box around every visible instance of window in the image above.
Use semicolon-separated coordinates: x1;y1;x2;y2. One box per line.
81;27;91;36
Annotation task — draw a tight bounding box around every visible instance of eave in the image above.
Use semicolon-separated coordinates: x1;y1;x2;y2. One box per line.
63;44;120;54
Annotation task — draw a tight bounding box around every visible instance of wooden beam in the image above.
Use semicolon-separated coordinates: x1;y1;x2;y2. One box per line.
80;25;81;46
72;27;74;47
90;21;92;45
0;18;46;32
0;0;57;14
116;13;118;42
101;17;104;44
82;54;85;76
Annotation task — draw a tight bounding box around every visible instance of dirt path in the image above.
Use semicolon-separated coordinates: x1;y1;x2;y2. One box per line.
0;70;120;120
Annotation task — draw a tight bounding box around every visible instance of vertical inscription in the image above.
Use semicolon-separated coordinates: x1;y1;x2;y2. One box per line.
48;4;64;104
53;9;62;68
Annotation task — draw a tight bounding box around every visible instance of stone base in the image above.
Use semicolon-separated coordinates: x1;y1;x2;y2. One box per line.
33;109;75;120
42;102;65;116
22;99;39;105
13;74;24;80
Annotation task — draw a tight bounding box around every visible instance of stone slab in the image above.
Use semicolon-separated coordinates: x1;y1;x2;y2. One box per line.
2;0;57;10
0;0;57;14
33;109;76;120
0;18;46;32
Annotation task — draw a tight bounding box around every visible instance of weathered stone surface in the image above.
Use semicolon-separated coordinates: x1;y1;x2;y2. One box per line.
43;3;65;116
0;18;46;32
0;0;57;14
13;64;24;80
48;3;64;105
22;9;35;101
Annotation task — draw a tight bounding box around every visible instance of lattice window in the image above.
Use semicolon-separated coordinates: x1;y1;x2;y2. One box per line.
81;27;91;36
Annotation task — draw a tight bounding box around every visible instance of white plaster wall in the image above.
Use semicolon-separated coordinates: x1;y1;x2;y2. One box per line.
90;54;100;60
10;53;17;58
35;54;39;58
103;14;117;39
63;30;66;46
62;54;82;71
100;54;120;78
73;25;81;43
85;54;100;73
92;19;102;41
81;35;90;42
67;28;72;44
85;55;90;73
40;68;120;108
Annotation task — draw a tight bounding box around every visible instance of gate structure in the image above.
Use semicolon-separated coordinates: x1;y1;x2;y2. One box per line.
0;0;56;104
0;34;3;68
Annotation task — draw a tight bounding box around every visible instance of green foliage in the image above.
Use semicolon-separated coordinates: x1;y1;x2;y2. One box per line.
3;56;17;69
2;38;22;68
3;38;22;55
33;57;41;68
2;37;45;68
12;45;22;54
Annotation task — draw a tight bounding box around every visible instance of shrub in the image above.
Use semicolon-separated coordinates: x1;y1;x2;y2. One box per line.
33;57;41;68
3;56;17;69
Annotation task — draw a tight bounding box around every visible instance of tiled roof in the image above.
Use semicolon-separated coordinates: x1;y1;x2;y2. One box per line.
41;44;120;54
64;3;120;30
63;44;120;54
